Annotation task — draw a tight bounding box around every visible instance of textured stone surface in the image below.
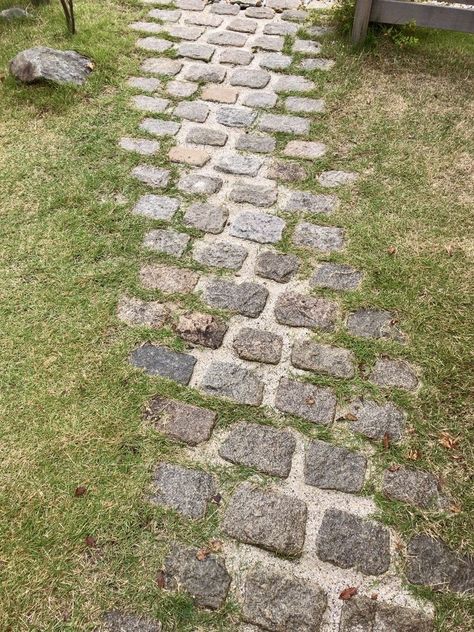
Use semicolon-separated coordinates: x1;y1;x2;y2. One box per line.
242;91;277;109
201;362;264;405
140;264;199;293
338;597;376;632
293;222;345;252
259;53;292;70
223;483;307;555
148;8;181;22
219;421;295;477
285;96;325;114
275;378;336;425
285;190;338;214
177;42;215;61
267;0;300;9
129;344;196;384
136;37;173;53
406;534;474;594
140;118;180;137
291;339;356;379
259;113;310;135
141;57;183;76
208;31;248;47
274;75;315;93
119;137;160;156
177;173;222;195
233;328;283;364
242;568;326;632
165;25;205;40
317;508;390;575
310;263;362;290
102;611;162;632
144;396;216;445
186;125;228;146
130;21;164;34
169;146;210;166
267;160;307;182
126;76;162;92
1;7;30;20
185;13;223;27
264;22;298;35
235;132;276;153
300;57;335;71
319;170;359;187
164;545;231;609
117;297;169;328
284;140;326;160
211;2;240;15
229;183;277;207
230;211;285;244
283;8;308;22
246;7;275;19
10;47;93;85
143;229;189;256
383;467;441;509
230;68;270;88
347;309;405;342
193;241;248;270
339;598;434;632
133;194;180;220
200;85;238;103
274;292;338;331
175;312;228;349
174;100;209;122
182;63;226;83
176;0;206;10
216;105;257;127
228;17;258;33
132;165;170;188
219;48;253;66
150;463;215;518
184;203;228;233
215;153;264;176
348;398;406;441
255;251;299;282
293;39;321;55
167;79;198;97
370;358;419;391
131;95;169;113
305;440;367;493
253;35;284;51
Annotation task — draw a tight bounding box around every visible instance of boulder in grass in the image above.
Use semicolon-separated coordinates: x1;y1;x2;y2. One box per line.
10;47;93;85
0;7;31;20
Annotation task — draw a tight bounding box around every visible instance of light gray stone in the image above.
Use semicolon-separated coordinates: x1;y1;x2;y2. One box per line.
267;0;300;9
223;483;307;555
201;362;264;405
275;377;336;425
292;339;356;379
293;39;321;55
382;467;441;509
267;160;307;182
148;8;181;21
119;137;160;155
319;170;359;187
347;309;405;342
133;194;179;220
186;126;228;146
255;251;299;282
203;278;268;317
165;25;205;40
130;21;164;34
193;241;248;270
310;263;362;290
207;31;248;47
216;105;257;127
235;133;275;153
282;9;307;22
117;296;169;328
130;95;169;113
230;68;271;88
229;183;277;207
139;264;199;293
274;292;338;331
143;228;189;256
136;37;173;53
131;165;170;188
1;7;30;20
211;2;240;15
184;203;228;234
170;144;210;166
305;440;367;493
129;344;196;384
175;312;228;349
144;396;217;445
284;140;326;160
177;42;215;62
274;75;315;93
253;35;284;51
174;100;209;122
299;57;335;71
230;211;285;244
185;13;223;27
338;597;377;632
264;22;298;36
176;0;206;10
317;508;390;575
164;545;231;609
126;76;161;92
102;611;161;632
141;57;183;76
219;48;253;66
150;463;215;518
285;190;338;214
177;173;223;195
306;25;334;38
285;96;325;114
215;153;264;176
347;398;406;441
243;568;326;632
228;17;258;33
259;53;292;70
167;80;198;97
182;63;226;83
246;7;275;18
140;118;180;136
201;85;238;103
9;47;92;85
242;91;277;108
259;113;310;135
293;222;345;252
233;328;283;365
370;358;419;391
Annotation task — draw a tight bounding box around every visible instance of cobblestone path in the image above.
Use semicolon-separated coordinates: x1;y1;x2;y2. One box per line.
104;0;473;629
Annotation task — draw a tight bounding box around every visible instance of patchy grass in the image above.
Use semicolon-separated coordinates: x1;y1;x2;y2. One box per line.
0;0;473;630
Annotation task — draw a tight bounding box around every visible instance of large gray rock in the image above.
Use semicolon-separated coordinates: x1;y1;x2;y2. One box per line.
10;47;93;85
305;440;367;493
275;378;336;425
144;396;216;446
243;568;326;631
129;343;196;384
201;361;264;406
1;7;30;20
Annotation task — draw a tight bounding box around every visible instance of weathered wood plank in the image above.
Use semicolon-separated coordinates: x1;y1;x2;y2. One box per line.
370;0;474;34
352;0;374;43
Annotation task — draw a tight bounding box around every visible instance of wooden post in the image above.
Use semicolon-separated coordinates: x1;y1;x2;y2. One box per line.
352;0;374;44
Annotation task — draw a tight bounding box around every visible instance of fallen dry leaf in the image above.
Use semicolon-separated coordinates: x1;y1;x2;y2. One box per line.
208;539;223;552
371;592;379;600
339;586;358;600
74;486;87;497
383;433;391;450
196;547;210;561
450;503;462;514
444;244;454;256
438;431;458;450
345;413;358;422
85;535;96;548
211;493;222;505
388;464;401;472
387;246;397;255
407;449;421;461
156;570;166;589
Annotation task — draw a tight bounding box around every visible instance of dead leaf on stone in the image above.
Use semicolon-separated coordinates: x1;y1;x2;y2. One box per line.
450;502;462;514
383;433;390;450
306;397;315;405
388;463;400;472
196;547;210;561
345;413;358;422
156;570;166;588
438;431;458;450
339;586;358;600
74;485;87;497
208;539;223;552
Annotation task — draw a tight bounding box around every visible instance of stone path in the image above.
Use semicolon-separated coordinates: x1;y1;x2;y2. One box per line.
104;0;473;629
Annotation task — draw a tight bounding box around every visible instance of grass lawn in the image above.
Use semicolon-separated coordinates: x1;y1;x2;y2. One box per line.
0;0;473;630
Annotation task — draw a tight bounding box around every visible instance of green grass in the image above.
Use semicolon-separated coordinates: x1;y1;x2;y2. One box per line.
0;0;473;630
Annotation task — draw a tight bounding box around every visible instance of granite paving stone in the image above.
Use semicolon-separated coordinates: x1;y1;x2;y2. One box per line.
177;42;216;62
133;194;180;220
285;190;338;214
293;39;321;55
274;291;338;331
132;165;170;188
200;85;238;103
338;597;376;632
185;13;223;27
183;202;228;233
375;602;434;632
119;137;160;155
243;91;278;108
140;118;181;137
169;146;210;166
201;362;264;405
176;0;206;10
177;173;223;195
285;96;325;114
131;95;169;113
143;228;190;256
203;278;268;317
102;611;162;632
208;31;248;47
148;8;181;22
174;100;209;122
235;132;276;153
222;483;307;555
139;264;199;293
370;358;419;391
117;296;169;329
129;343;196;384
211;2;240;15
167;80;198;97
347;308;405;342
215;153;264;176
182;63;226;83
230;210;285;244
300;57;335;71
230;68;271;88
141;57;183;76
175;312;228;349
263;22;298;35
293;222;345;252
310;262;362;290
227;17;258;33
246;7;275;18
150;463;215;518
126;76;162;92
229;182;277;207
216;105;257;127
267;0;300;9
193;241;248;270
284;140;326;160
233;328;283;364
130;21;166;34
186;125;228;146
165;25;205;40
274;75;315;93
219;48;253;66
136;37;173;53
144;396;217;445
255;251;299;282
291;339;356;378
259;113;310;135
282;8;308;22
382;467;441;509
259;52;292;70
304;440;367;493
275;377;336;425
253;35;284;51
267;159;307;181
319;170;359;187
347;398;406;441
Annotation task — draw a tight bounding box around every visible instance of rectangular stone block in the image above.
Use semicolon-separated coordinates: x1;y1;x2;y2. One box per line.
275;377;336;425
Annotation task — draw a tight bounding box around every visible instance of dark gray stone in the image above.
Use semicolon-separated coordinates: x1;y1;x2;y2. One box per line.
144;396;216;445
285;191;338;214
164;544;231;609
383;467;442;509
186;126;228;147
370;358;419;391
184;203;228;233
150;463;215;519
243;568;326;632
310;263;362;291
230;68;271;88
132;165;170;189
347;309;406;342
117;297;169;329
305;440;367;493
207;31;248;46
222;483;307;555
293;222;345;252
259;113;310;135
274;292;338;331
139;264;199;294
102;611;161;632
275;378;336;425
235;132;276;153
347;398;406;441
339;597;434;632
230;211;285;244
233;328;283;364
291;339;356;379
215;153;264;176
201;362;264;406
267;159;307;182
175;312;228;349
193;241;248;270
216;105;257;127
174;100;209;123
182;63;226;83
129;344;196;385
133;194;179;220
406;534;474;594
219;421;295;477
143;229;189;257
338;597;376;632
177;173;223;195
255;251;299;283
229;183;277;207
317;508;391;575
203;278;268;317
10;47;93;85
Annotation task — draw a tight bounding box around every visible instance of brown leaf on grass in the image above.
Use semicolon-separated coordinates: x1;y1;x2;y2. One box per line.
407;449;421;461
438;431;458;450
208;539;223;553
85;535;97;548
339;586;358;600
388;464;401;472
74;486;87;497
156;570;166;589
383;433;390;450
449;502;462;514
387;246;397;255
444;244;454;256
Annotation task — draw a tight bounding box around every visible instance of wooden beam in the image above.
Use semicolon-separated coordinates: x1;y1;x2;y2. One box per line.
370;0;474;34
352;0;374;43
